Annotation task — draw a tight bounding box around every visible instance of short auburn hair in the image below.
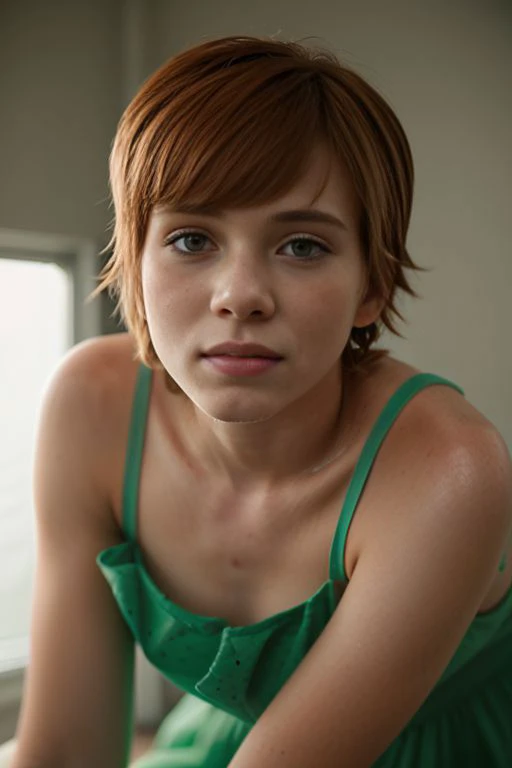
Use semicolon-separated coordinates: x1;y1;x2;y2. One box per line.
90;34;427;388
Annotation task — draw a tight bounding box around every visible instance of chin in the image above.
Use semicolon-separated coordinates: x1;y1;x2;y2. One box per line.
192;392;284;425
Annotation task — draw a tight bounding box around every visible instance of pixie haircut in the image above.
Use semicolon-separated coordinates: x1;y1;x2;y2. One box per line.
91;35;426;389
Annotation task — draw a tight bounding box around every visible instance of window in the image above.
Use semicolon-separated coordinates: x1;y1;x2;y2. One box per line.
0;258;70;673
0;229;100;712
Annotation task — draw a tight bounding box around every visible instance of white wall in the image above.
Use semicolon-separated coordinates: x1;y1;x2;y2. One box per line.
142;0;512;447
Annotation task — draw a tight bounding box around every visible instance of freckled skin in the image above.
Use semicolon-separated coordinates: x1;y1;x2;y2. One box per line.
140;142;384;486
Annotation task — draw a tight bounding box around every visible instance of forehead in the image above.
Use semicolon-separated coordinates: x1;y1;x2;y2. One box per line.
264;145;356;219
153;143;358;227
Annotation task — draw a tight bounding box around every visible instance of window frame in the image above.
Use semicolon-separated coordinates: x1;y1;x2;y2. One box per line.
0;227;101;343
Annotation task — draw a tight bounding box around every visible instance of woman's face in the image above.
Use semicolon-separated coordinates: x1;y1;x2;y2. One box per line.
141;144;382;424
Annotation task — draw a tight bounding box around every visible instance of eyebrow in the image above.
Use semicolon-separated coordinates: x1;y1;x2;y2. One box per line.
159;204;348;232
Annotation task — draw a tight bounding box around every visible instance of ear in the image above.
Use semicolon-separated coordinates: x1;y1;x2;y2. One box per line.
352;289;386;329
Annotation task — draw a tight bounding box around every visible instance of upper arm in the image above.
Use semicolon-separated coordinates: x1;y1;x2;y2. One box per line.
229;422;512;768
13;340;135;768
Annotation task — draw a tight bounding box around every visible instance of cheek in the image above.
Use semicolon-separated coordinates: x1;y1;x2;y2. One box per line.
141;254;160;310
299;279;358;332
292;280;360;366
142;260;187;324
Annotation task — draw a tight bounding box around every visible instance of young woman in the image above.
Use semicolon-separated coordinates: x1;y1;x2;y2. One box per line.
12;35;512;768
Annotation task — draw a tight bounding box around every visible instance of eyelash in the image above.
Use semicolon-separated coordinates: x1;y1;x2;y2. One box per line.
163;229;331;262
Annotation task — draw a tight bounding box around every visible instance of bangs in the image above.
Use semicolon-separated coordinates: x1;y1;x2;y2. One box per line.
130;58;335;213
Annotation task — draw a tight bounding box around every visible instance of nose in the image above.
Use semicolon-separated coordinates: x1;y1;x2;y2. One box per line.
209;254;276;321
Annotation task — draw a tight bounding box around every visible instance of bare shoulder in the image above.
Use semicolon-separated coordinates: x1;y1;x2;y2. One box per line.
347;358;512;616
52;332;140;418
367;355;505;445
401;358;507;463
352;356;512;553
60;331;139;383
42;333;142;521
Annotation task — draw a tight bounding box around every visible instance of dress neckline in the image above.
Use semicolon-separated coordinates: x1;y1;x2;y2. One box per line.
112;367;469;632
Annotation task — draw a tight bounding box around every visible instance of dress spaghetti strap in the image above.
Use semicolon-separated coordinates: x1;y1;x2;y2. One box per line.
329;373;465;583
121;363;153;542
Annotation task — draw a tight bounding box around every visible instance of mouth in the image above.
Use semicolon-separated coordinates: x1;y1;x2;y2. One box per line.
202;341;283;359
208;353;275;358
201;354;282;376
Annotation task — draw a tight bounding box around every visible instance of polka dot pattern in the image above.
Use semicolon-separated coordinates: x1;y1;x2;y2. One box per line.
97;538;340;722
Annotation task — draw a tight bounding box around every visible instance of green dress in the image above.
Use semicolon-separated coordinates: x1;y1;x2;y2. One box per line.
97;365;512;767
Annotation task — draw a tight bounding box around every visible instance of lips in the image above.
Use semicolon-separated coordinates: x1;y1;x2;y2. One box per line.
202;341;282;359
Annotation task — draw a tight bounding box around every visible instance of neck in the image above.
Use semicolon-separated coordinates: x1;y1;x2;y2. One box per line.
178;365;355;494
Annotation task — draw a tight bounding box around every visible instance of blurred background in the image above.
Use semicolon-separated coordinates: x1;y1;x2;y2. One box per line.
0;0;510;758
